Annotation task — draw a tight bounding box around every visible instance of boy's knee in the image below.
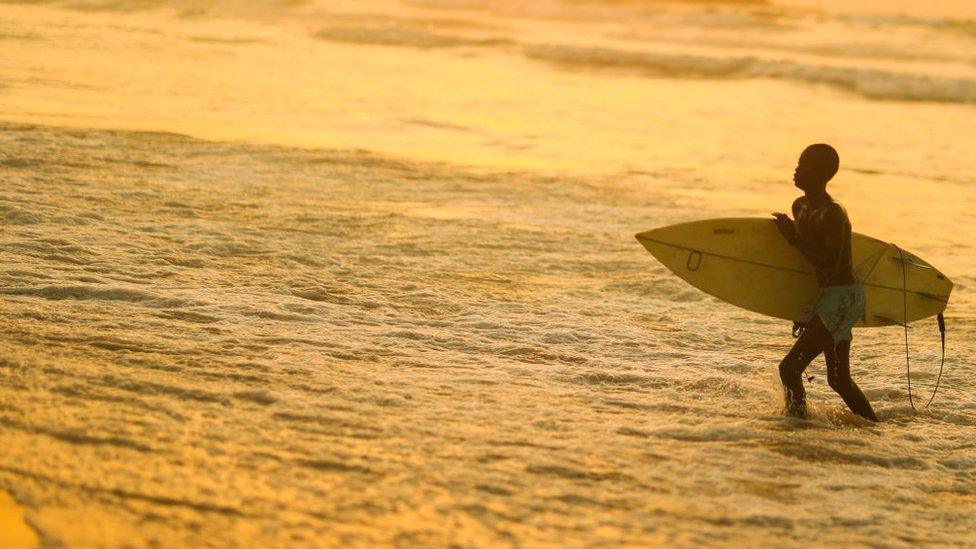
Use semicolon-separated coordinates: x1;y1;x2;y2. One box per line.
828;374;851;393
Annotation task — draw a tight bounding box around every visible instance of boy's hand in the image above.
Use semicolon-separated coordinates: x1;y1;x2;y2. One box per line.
772;213;798;244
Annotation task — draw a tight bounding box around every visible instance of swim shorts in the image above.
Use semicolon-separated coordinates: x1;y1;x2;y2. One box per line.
808;282;866;344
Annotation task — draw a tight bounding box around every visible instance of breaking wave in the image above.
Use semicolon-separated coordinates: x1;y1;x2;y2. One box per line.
524;44;976;104
313;25;512;49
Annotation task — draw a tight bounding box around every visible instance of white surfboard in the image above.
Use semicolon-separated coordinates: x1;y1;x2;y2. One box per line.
636;218;952;327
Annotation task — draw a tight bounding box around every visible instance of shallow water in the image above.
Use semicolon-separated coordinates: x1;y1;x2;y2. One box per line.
2;122;974;546
1;0;976;546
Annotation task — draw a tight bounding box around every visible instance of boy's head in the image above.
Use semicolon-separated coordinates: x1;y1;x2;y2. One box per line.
794;143;839;192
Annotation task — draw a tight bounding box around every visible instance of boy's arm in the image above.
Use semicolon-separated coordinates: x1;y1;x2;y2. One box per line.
773;198;805;244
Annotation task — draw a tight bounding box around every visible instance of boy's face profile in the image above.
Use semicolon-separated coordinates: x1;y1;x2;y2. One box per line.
793;152;819;191
793;146;835;192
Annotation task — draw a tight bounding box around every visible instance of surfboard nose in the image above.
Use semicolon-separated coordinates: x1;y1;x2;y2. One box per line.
634;228;663;244
635;228;671;258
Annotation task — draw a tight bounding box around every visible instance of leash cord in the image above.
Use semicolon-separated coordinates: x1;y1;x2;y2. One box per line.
896;245;915;411
926;313;946;409
894;244;947;411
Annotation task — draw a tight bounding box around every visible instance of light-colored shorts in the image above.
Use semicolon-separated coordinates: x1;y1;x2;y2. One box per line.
809;282;866;344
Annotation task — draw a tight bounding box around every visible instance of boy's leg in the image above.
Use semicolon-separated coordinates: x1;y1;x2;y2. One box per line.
825;339;880;422
778;317;830;417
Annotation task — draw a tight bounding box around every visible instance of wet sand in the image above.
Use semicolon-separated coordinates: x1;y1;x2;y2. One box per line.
0;490;38;549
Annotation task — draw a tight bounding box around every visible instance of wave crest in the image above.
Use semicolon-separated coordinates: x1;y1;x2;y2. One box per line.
525;44;976;104
314;25;512;49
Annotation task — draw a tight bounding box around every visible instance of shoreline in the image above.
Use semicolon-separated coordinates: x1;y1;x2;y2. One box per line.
0;490;39;549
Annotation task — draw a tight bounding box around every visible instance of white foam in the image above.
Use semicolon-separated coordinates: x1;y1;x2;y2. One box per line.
525;44;976;104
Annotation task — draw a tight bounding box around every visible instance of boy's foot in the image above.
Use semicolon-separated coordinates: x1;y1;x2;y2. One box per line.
785;396;807;419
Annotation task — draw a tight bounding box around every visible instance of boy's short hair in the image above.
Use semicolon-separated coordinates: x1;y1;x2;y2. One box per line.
803;143;839;182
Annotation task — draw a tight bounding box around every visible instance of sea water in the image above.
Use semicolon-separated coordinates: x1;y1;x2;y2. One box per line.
1;0;975;545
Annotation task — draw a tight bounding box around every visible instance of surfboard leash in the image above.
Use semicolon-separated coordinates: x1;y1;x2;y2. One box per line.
927;313;947;409
894;244;947;411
